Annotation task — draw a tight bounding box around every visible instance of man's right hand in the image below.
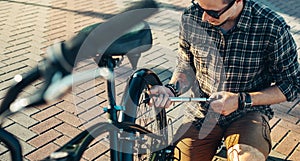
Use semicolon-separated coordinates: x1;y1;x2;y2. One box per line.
147;85;175;108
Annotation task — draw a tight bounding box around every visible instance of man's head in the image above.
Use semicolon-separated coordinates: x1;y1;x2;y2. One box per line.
192;0;244;26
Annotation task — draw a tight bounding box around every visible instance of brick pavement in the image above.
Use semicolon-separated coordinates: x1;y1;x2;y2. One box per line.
0;0;299;161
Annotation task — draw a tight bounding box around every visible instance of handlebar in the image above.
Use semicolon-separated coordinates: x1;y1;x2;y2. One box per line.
0;0;158;160
0;67;41;118
0;0;158;118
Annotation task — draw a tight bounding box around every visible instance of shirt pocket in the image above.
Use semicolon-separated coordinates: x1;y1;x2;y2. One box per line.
191;46;224;93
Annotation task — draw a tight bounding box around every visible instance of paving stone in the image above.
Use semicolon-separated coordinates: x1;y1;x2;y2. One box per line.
274;131;299;156
82;141;110;161
28;129;62;148
19;139;36;156
56;111;83;127
0;152;11;161
0;143;8;154
22;59;38;68
54;135;71;147
271;124;289;144
8;112;38;128
76;94;104;110
55;100;78;114
0;63;27;74
55;123;82;138
274;110;299;124
288;144;300;161
31;106;63;121
0;118;14;128
0;68;25;82
0;79;17;91
78;106;105;122
277;119;300;134
79;115;108;132
25;143;59;161
77;79;105;91
30;117;62;134
289;103;300;118
21;107;40;116
5;123;37;142
268;150;287;160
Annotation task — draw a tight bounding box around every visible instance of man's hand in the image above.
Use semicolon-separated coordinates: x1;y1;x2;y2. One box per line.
209;91;239;116
147;85;175;108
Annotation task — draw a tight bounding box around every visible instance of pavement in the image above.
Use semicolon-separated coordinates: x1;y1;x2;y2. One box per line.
0;0;299;160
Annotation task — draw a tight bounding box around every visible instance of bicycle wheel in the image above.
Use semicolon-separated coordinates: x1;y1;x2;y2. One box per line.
119;68;168;161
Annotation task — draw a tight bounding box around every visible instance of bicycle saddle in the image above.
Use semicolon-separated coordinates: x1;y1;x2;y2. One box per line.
81;21;152;69
80;21;152;56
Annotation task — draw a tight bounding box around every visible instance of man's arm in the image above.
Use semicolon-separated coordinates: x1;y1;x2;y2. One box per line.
267;26;299;101
168;72;193;96
209;86;287;116
251;86;287;106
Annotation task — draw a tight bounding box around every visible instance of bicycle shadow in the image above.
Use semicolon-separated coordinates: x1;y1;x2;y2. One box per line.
3;0;299;36
1;0;186;20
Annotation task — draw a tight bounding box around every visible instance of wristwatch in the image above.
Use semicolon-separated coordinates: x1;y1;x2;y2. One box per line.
243;92;252;108
165;83;180;97
238;92;252;110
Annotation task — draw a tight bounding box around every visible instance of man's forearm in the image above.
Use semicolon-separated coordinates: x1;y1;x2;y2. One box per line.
250;86;287;106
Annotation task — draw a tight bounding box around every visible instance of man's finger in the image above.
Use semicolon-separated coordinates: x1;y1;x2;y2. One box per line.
154;94;164;107
160;94;169;108
210;100;223;113
147;85;161;95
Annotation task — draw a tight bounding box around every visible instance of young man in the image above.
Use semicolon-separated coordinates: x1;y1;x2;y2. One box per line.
148;0;299;160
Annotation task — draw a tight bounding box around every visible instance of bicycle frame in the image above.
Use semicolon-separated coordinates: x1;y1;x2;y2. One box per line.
0;1;174;158
43;55;168;161
0;54;169;161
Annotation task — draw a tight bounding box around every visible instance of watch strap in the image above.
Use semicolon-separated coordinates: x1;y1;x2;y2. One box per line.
238;92;252;110
243;92;252;108
165;83;179;97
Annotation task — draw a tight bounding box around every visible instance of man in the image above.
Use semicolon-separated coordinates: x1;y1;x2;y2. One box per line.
148;0;299;160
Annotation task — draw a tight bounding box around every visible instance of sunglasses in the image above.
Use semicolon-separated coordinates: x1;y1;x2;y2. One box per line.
192;0;236;19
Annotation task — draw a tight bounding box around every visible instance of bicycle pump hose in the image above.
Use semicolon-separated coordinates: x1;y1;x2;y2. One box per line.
61;0;158;67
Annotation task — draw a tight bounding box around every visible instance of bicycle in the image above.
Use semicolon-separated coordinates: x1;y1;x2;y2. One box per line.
0;0;181;160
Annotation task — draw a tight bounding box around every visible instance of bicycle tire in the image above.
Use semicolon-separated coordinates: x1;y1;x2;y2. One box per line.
119;68;168;161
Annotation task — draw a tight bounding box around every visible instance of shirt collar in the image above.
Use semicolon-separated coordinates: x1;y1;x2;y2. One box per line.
236;0;252;32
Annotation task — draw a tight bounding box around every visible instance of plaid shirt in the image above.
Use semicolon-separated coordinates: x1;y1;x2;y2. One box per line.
176;0;299;127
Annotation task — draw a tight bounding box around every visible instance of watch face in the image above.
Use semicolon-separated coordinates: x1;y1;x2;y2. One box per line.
244;92;252;107
244;102;252;107
165;84;179;96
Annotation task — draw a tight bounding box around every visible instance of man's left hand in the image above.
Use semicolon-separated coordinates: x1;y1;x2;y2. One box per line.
209;91;239;116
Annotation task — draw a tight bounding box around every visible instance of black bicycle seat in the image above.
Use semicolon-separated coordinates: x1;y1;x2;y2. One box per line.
105;21;152;56
80;21;152;57
80;21;153;69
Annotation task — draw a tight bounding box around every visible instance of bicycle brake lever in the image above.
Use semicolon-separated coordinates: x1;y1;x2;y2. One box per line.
1;57;70;117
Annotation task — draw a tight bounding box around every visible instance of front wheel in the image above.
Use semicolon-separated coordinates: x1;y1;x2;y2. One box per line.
119;68;168;161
